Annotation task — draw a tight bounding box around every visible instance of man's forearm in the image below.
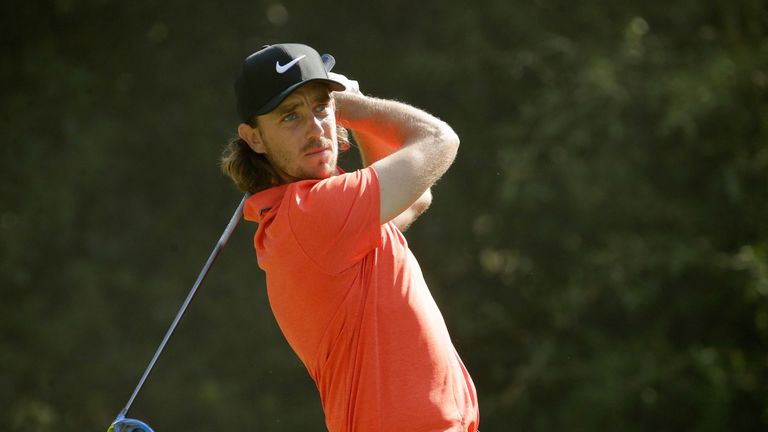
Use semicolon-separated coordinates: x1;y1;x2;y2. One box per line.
350;128;396;167
329;76;400;166
335;92;437;229
335;92;397;167
333;92;453;157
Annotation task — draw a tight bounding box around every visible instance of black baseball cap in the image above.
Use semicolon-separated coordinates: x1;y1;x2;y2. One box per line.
235;43;345;123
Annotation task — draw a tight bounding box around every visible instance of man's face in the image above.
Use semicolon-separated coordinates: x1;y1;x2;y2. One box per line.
251;83;339;182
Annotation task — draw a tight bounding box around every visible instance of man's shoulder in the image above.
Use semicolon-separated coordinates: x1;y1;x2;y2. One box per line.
291;167;378;199
246;167;378;224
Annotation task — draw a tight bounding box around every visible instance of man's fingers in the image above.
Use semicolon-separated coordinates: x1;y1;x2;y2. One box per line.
328;72;362;95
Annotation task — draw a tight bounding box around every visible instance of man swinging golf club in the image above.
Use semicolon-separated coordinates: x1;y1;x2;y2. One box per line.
220;43;479;431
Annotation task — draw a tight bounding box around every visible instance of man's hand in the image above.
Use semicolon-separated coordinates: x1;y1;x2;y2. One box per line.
328;72;362;96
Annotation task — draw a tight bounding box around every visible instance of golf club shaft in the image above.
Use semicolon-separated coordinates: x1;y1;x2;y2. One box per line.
118;194;249;419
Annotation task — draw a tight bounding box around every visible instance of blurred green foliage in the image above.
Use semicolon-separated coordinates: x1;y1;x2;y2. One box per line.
1;0;767;430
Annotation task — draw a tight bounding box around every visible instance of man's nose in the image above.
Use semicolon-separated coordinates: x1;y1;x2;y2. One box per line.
307;112;326;138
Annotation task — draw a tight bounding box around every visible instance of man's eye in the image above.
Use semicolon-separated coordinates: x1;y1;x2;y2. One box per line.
315;104;330;114
281;113;297;122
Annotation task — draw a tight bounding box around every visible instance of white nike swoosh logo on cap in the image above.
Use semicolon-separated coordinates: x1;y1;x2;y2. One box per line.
275;55;306;73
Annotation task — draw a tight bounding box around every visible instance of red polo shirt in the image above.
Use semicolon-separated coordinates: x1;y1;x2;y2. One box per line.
244;166;478;432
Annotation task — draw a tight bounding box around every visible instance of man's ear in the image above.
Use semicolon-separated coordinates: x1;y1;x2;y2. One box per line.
238;123;266;154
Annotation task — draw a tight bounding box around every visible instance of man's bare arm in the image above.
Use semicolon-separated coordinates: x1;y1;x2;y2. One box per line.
334;92;459;226
349;125;433;231
330;74;434;230
389;188;432;231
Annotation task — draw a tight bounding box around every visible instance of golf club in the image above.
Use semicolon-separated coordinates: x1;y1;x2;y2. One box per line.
108;194;249;432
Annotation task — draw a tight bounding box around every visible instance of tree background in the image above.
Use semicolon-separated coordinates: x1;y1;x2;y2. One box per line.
1;0;767;430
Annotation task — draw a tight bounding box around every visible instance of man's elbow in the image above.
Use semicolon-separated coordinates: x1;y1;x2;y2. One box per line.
439;124;460;155
412;188;433;216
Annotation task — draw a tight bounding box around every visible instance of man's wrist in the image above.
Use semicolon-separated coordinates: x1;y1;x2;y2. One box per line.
333;92;369;129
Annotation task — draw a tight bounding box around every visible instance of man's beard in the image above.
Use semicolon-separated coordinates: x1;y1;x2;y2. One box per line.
265;136;338;183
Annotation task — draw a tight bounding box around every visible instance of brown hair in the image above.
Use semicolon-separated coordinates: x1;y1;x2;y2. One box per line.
220;119;351;194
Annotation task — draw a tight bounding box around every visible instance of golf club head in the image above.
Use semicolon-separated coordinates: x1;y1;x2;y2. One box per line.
107;416;155;432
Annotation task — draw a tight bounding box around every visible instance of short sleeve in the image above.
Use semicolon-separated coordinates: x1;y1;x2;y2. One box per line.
286;166;381;273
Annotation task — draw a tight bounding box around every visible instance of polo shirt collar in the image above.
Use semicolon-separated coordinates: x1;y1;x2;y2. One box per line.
242;168;346;223
243;184;289;223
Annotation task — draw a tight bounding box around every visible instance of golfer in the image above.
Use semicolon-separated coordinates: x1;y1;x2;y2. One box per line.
221;43;479;432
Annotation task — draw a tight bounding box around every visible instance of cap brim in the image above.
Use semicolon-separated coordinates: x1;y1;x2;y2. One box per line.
254;78;346;116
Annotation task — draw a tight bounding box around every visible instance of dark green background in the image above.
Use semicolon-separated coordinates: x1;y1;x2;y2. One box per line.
2;0;767;430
